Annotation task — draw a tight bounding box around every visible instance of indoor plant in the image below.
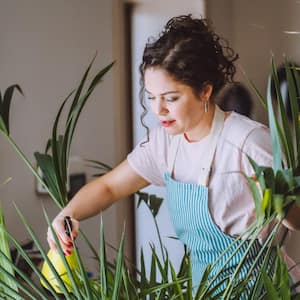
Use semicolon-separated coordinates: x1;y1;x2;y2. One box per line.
0;57;299;299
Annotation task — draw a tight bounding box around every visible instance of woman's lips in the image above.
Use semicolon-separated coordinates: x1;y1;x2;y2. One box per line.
160;120;175;127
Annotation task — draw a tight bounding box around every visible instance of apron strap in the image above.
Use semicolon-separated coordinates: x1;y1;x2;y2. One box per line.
167;134;181;177
167;105;225;187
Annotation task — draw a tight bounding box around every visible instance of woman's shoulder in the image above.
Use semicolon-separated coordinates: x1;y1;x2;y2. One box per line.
221;112;270;149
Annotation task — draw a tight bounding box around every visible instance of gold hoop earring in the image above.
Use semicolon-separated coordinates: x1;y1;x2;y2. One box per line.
204;101;209;113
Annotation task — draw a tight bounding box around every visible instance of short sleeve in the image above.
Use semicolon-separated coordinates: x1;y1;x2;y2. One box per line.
240;126;273;177
127;127;169;186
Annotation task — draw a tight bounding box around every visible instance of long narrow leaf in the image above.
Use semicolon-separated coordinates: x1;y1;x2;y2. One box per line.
0;201;20;299
0;114;8;134
66;54;97;122
169;263;184;300
99;217;107;297
267;59;283;171
112;229;125;300
64;61;114;162
4;231;59;299
289;63;300;165
271;59;295;168
0;276;30;300
87;62;115;94
285;61;300;164
51;96;71;207
1;84;23;134
13;204;72;298
0;248;50;300
34;153;62;205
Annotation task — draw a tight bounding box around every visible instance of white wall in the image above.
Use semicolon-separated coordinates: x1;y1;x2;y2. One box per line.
0;0;119;275
207;0;300;264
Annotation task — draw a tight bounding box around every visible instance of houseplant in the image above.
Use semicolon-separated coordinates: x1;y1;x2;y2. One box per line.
0;57;299;299
0;58;188;299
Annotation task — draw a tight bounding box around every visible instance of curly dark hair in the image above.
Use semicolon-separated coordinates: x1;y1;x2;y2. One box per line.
139;14;239;141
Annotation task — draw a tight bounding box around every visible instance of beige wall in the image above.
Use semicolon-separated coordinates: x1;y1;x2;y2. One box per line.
1;0;300;278
207;0;300;262
0;0;133;275
207;0;300;124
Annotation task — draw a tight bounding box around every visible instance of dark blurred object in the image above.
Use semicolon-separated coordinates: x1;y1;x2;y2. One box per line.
11;239;42;278
67;173;86;199
270;62;300;122
219;83;253;117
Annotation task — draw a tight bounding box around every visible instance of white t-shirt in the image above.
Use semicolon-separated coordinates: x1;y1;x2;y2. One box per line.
128;112;272;236
128;111;300;282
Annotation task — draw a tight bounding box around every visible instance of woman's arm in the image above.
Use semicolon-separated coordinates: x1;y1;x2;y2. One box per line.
47;159;149;252
62;159;149;220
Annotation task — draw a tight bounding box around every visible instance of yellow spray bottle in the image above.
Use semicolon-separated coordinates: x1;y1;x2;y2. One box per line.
41;216;80;293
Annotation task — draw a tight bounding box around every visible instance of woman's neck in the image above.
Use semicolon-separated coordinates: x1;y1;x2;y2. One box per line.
184;104;216;143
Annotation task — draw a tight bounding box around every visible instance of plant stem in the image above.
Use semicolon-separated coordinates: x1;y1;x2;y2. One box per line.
153;215;166;262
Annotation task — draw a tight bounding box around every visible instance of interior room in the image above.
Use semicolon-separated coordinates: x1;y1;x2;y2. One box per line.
0;0;300;297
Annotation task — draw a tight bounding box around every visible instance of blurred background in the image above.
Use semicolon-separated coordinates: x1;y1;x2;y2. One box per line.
0;0;300;277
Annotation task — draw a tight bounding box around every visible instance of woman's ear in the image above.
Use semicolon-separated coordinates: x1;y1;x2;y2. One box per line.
200;84;213;101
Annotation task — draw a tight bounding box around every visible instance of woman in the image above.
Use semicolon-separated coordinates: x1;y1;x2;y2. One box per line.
48;15;300;295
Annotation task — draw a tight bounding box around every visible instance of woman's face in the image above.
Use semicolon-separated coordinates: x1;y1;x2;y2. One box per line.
144;67;213;141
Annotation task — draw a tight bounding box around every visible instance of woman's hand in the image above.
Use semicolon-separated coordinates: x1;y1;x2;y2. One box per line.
46;159;149;254
47;214;79;255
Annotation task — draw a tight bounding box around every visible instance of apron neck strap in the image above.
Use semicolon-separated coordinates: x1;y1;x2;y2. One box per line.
167;105;225;186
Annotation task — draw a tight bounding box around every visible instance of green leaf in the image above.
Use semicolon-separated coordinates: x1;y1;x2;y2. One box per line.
99;216;107;298
1;85;23;135
272;60;295;168
286;61;300;167
34;152;63;206
267;58;284;171
112;228;125;300
262;271;280;300
0;248;50;300
261;189;272;217
169;262;184;300
66;54;97;123
63;61;114;167
139;249;148;299
273;194;284;219
290;63;300;165
136;192;163;218
275;170;290;194
85;159;112;173
0;201;20;299
0;114;8;135
149;244;168;283
87;61;115;94
13;204;72;299
51;94;72;207
244;174;264;219
149;245;157;288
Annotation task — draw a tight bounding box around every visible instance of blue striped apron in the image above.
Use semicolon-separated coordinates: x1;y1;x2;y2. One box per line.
164;106;270;298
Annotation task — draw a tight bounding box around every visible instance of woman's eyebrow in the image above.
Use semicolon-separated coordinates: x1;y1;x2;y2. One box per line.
145;89;180;95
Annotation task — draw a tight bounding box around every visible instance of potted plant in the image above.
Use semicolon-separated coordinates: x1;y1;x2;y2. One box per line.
0;57;299;299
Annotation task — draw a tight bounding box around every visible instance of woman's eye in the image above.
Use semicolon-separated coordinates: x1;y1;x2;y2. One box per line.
166;97;178;102
147;96;155;101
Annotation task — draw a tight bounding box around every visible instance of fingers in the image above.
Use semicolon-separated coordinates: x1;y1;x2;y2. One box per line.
47;215;79;255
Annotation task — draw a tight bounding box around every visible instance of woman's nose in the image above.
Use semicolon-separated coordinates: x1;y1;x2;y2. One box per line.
152;98;168;115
